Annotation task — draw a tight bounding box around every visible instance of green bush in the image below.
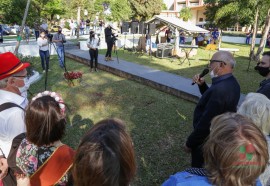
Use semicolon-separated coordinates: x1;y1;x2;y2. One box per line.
65;21;70;30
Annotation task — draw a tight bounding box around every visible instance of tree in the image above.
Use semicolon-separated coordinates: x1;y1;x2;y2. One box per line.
204;0;270;61
14;0;31;55
179;7;192;22
129;0;163;21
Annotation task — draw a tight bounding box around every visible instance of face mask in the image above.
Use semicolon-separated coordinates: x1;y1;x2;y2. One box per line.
41;34;45;37
15;78;30;98
255;66;270;77
210;66;218;79
58;30;62;33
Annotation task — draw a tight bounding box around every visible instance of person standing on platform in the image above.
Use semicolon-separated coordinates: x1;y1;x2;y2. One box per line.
87;31;100;72
104;23;114;61
185;51;240;168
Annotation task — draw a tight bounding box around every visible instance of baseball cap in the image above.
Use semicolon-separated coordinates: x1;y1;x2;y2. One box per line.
0;52;30;80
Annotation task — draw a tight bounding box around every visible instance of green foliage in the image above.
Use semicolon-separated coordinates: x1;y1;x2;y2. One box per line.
0;0;65;26
129;0;163;21
179;7;192;22
162;3;167;10
204;0;270;29
109;0;132;21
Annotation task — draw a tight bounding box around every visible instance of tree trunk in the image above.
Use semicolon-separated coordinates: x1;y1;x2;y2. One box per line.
255;8;270;61
14;0;31;55
77;6;81;41
250;6;259;60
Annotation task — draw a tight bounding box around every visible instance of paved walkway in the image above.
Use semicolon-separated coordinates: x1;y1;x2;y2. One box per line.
65;49;207;103
65;49;245;104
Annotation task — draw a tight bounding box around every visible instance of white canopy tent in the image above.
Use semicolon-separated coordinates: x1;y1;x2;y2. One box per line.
146;15;209;57
146;15;209;34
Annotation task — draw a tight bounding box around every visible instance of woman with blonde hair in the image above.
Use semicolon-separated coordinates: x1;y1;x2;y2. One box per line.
238;92;270;186
162;113;268;186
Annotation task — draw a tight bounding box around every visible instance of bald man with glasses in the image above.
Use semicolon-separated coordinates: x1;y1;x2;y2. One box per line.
185;51;240;168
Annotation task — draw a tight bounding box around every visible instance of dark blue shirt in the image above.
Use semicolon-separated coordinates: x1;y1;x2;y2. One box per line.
186;73;240;148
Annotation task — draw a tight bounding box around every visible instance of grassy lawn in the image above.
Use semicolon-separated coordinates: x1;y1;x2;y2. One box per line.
28;56;195;186
99;42;270;94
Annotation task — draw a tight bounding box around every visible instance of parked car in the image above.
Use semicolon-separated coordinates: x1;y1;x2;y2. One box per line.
50;25;61;32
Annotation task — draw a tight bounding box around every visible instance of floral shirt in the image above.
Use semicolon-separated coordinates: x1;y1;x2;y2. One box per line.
16;138;68;185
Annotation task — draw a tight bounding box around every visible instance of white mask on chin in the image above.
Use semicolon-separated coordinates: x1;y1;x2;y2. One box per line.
210;66;218;79
16;78;30;98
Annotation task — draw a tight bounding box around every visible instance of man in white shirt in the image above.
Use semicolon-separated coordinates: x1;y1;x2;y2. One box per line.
0;52;30;184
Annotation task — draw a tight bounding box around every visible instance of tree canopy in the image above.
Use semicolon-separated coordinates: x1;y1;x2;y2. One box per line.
179;7;192;22
129;0;163;21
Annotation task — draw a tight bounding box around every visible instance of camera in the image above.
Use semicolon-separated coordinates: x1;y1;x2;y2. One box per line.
47;34;53;42
112;33;118;43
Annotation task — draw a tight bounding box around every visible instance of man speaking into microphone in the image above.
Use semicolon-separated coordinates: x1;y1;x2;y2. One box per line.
185;51;240;168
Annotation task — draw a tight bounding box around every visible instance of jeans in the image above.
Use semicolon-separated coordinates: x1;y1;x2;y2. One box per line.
57;46;64;67
35;31;39;41
246;37;250;44
39;50;49;70
105;41;113;57
86;26;90;34
89;49;98;69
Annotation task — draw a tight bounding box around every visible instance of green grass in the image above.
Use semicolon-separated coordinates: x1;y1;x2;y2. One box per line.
99;42;270;94
28;56;194;186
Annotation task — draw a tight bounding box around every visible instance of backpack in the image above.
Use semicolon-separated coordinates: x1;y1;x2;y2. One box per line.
0;102;24;186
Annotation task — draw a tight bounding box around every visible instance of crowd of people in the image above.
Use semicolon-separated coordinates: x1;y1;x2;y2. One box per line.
1;22;270;186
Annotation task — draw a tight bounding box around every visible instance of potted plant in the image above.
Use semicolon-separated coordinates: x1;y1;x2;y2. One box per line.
64;71;83;86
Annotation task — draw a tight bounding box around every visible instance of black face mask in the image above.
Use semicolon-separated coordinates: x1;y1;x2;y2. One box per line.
58;30;62;33
255;65;270;77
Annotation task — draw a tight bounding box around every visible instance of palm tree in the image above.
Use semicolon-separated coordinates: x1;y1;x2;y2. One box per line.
179;7;192;22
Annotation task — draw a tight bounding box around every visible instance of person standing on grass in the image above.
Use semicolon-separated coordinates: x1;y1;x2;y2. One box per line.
52;27;66;68
37;31;50;73
0;52;30;186
24;25;30;44
0;25;3;43
185;51;240;168
255;51;270;99
87;31;100;72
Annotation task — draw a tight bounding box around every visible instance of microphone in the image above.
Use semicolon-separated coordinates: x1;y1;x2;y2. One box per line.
191;68;209;85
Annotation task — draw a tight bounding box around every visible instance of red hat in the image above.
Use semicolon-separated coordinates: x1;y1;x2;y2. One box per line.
0;52;30;80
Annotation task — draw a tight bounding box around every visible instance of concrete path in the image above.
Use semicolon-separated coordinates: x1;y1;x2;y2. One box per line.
65;49;206;103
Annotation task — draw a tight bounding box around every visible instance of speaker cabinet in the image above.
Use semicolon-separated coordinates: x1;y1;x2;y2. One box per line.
148;23;156;35
139;22;146;34
121;22;129;33
131;22;139;34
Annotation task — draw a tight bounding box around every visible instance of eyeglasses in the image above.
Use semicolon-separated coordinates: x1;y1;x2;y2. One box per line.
209;59;226;64
13;75;27;78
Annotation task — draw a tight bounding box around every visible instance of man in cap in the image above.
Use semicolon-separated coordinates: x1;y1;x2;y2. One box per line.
0;52;30;185
104;23;114;61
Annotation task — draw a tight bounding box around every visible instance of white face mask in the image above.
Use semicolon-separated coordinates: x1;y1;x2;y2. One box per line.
210;66;218;79
15;77;30;98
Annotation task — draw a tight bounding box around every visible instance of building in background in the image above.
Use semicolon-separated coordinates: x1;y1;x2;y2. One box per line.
161;0;206;26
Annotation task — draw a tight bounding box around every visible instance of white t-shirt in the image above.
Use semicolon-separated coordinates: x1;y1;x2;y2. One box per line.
37;37;49;51
0;90;27;157
87;37;100;49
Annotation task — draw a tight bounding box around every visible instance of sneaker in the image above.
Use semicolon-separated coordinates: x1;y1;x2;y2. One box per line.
43;70;45;73
109;57;114;61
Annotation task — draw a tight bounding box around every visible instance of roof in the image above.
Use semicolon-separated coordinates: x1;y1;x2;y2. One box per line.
146;15;209;33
